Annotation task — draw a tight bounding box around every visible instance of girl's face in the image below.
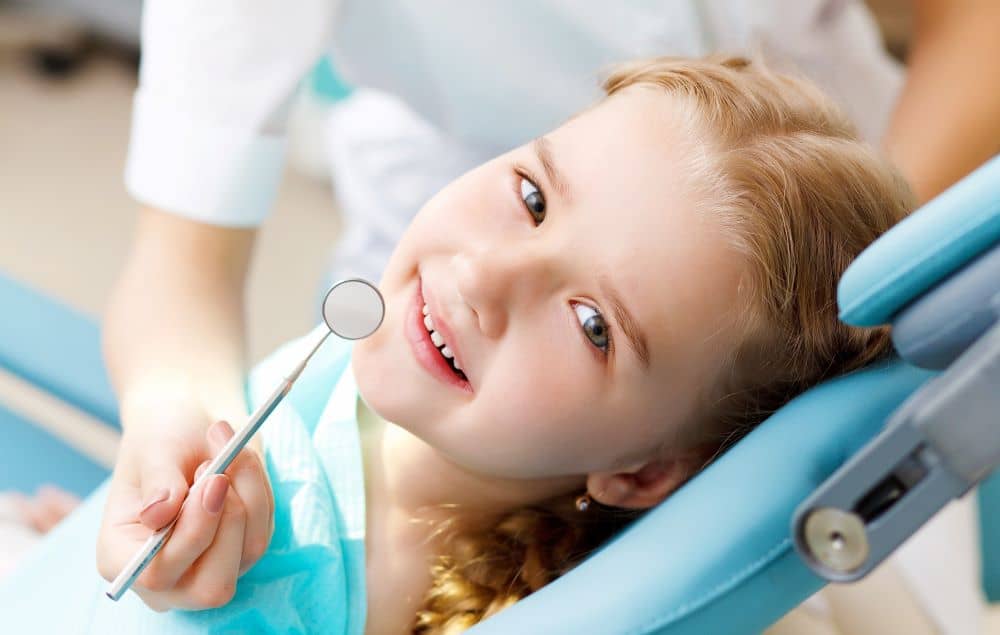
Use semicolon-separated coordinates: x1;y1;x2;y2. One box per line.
354;88;745;481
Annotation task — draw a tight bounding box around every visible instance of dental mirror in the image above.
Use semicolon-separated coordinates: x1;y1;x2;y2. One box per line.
107;277;384;602
323;278;385;339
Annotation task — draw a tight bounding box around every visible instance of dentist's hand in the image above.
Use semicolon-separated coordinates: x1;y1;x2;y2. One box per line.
96;406;274;611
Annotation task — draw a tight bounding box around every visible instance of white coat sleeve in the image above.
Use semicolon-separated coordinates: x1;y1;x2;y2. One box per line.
124;0;339;226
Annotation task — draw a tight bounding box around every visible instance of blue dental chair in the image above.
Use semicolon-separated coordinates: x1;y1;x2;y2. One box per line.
2;155;998;633
0;279;119;496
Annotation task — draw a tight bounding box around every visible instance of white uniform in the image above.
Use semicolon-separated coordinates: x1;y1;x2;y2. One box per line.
126;0;902;281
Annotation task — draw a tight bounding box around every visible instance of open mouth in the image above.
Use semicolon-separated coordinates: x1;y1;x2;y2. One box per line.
420;302;468;382
407;278;472;392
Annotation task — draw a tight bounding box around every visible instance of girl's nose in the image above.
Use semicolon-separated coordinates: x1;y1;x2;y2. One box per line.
452;244;558;338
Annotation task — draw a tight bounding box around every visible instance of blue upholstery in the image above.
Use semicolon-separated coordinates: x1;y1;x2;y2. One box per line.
838;154;1000;327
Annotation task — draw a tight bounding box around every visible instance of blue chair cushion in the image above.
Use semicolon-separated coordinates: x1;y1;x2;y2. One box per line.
838;154;1000;327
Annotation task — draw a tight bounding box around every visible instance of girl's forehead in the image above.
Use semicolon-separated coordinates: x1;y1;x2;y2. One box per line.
553;87;698;158
548;91;703;218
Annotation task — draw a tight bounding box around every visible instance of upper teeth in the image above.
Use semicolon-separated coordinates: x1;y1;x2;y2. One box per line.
422;303;462;370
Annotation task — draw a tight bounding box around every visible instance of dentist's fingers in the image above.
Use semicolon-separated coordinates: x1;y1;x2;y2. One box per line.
160;485;248;610
134;474;238;594
137;450;194;531
204;420;274;574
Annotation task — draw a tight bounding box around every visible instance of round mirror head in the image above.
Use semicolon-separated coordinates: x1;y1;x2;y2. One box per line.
322;278;385;340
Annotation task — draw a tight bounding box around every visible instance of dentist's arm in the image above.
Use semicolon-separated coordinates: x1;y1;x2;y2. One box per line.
96;0;337;609
96;209;273;611
883;0;1000;202
103;208;254;433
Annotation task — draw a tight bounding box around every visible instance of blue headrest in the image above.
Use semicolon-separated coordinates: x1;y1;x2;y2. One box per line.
839;154;1000;327
471;360;933;634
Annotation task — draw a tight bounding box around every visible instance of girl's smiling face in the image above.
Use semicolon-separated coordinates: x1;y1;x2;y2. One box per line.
353;88;746;482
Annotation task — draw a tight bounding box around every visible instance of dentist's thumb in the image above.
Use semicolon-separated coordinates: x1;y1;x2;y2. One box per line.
137;460;191;531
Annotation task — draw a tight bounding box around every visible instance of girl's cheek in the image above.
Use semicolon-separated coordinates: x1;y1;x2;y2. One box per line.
505;355;580;418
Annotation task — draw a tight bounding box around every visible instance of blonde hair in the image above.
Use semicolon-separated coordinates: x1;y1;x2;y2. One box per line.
413;56;914;634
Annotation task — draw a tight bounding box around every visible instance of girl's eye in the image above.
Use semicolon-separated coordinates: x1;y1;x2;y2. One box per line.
573;303;610;353
519;176;546;224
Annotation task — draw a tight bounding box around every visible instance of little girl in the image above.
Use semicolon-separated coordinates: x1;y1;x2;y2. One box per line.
0;56;913;634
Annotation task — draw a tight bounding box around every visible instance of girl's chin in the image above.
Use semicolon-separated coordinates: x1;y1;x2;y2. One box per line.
351;346;415;424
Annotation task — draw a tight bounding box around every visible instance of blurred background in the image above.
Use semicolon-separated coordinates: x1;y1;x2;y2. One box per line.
1;1;998;633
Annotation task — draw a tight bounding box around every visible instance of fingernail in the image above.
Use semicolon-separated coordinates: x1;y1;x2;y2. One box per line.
141;488;170;514
208;420;234;446
202;475;228;514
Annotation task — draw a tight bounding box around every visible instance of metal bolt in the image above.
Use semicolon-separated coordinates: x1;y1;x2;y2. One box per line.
803;507;870;574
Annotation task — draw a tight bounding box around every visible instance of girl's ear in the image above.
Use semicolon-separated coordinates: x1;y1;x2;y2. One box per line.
586;445;715;510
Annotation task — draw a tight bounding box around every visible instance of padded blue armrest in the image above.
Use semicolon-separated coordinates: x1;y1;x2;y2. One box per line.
0;273;119;427
471;360;934;634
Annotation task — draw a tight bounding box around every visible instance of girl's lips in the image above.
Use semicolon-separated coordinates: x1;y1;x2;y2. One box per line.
405;281;473;393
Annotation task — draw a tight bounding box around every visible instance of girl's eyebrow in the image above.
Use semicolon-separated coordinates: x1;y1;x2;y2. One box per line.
532;136;572;203
533;136;648;369
599;274;651;371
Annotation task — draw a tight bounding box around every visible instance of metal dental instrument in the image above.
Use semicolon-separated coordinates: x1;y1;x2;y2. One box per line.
106;278;385;601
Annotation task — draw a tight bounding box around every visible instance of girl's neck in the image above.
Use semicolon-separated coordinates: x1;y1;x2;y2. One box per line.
355;398;581;635
356;398;579;539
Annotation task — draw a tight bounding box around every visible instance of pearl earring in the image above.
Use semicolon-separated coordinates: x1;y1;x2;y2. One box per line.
575;493;592;512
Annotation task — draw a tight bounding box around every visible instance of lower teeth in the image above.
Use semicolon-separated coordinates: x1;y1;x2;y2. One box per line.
438;350;466;380
443;354;466;380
